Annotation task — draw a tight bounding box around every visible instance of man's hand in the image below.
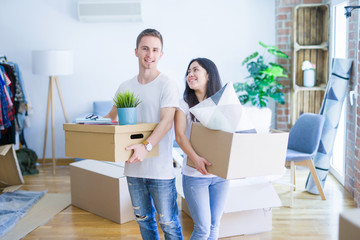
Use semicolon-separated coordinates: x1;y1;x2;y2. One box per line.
126;144;148;163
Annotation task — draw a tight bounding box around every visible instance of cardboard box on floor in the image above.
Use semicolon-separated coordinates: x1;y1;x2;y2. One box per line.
339;208;360;240
0;144;24;192
188;123;289;179
181;180;282;238
63;123;158;162
70;160;133;224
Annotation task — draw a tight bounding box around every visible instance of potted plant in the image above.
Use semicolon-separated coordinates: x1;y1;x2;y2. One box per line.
113;91;142;125
233;41;289;108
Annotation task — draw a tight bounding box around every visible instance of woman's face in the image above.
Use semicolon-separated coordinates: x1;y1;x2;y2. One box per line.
186;61;208;92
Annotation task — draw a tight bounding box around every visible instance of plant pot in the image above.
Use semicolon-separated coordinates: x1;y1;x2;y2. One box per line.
117;108;137;125
303;69;315;87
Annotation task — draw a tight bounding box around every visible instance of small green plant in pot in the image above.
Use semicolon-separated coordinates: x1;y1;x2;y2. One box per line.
233;41;289;108
113;91;142;125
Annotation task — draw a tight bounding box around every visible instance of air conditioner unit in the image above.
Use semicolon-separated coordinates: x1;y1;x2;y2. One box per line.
78;0;142;22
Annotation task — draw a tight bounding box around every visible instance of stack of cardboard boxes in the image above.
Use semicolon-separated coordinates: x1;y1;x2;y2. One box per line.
64;122;289;237
179;179;282;238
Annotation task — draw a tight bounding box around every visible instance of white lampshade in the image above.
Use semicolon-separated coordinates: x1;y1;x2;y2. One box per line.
32;50;73;76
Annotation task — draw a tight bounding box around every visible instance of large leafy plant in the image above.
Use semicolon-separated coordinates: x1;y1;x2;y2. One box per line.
113;91;142;108
233;42;289;108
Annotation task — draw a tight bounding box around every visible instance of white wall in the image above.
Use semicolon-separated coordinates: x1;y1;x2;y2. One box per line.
0;0;276;158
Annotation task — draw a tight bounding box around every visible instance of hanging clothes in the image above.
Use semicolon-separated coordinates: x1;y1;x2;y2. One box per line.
0;56;29;146
7;61;29;135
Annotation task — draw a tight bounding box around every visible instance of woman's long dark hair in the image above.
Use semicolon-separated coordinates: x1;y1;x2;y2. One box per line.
183;58;222;120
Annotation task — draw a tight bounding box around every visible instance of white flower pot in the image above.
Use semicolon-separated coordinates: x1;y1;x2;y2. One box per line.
303;69;315;87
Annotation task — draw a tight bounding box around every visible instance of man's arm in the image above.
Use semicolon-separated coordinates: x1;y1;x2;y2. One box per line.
104;105;117;121
126;107;176;163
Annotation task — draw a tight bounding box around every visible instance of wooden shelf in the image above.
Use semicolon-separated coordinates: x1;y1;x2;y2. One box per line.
294;42;328;50
293;85;327;92
291;3;329;125
294;49;329;87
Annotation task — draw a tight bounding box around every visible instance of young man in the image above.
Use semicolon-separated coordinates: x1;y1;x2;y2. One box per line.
105;29;182;240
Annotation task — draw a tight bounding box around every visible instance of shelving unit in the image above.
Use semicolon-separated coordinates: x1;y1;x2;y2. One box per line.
291;4;329;125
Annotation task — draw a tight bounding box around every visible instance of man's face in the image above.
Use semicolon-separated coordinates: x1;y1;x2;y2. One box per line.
135;36;163;70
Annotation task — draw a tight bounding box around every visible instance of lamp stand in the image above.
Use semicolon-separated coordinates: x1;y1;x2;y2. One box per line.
42;76;68;175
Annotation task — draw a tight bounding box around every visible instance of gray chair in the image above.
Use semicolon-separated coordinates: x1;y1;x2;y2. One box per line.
286;113;326;207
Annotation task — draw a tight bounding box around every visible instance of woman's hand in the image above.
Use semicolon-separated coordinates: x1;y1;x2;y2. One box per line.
192;156;212;175
175;109;212;175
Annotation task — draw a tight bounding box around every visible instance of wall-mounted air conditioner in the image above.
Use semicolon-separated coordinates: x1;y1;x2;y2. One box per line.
78;0;142;22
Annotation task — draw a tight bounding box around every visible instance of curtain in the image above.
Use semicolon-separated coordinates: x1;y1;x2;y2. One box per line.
305;58;353;194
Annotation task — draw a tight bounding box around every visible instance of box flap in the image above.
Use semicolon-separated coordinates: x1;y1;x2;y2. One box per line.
0;145;12;156
227;131;289;179
70;160;126;178
0;144;24;192
223;181;282;213
63;123;158;134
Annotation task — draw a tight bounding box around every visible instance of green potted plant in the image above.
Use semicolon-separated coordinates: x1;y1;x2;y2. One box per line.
113;91;142;125
233;41;289;108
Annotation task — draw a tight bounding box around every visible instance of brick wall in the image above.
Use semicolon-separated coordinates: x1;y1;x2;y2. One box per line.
345;0;360;208
275;0;360;207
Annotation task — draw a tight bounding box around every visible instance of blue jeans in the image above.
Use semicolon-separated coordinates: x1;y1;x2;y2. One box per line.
183;175;229;240
126;177;183;240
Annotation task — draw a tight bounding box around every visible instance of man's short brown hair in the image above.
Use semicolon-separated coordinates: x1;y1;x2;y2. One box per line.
136;29;163;50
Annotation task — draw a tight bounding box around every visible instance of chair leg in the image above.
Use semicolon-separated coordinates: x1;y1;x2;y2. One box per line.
290;161;295;208
305;159;326;200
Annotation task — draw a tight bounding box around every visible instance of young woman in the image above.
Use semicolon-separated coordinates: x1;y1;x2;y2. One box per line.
175;58;229;239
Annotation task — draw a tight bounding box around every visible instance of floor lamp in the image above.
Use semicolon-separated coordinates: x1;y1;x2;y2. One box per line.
32;50;73;175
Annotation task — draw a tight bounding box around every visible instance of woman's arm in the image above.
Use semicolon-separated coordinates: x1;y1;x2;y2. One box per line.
174;110;211;175
103;105;118;121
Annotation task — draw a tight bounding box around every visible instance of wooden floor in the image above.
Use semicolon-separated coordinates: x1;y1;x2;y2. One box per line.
19;163;355;240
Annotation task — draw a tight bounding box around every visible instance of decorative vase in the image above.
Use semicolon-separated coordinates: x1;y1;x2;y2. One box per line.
303;69;315;87
117;108;137;125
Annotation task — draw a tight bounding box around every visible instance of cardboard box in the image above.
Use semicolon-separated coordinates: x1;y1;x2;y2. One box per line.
70;160;133;224
63;123;159;162
181;180;281;238
0;144;24;192
339;209;360;240
188;123;289;179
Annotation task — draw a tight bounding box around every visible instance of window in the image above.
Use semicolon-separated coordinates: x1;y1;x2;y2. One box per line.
329;0;348;185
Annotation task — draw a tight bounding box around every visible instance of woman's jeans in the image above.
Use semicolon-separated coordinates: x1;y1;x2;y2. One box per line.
183;175;229;240
126;177;183;240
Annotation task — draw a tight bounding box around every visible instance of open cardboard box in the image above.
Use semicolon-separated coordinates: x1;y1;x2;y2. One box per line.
188;123;289;179
0;144;24;192
63;123;159;162
70;160;133;224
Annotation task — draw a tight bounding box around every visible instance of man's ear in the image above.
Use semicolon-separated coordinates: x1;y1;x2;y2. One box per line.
135;48;138;57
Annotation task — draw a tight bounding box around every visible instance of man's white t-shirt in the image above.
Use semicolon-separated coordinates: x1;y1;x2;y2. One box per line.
177;99;215;178
115;73;179;179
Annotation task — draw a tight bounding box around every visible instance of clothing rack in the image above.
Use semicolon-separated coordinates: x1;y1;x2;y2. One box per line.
0;55;7;63
0;56;29;147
